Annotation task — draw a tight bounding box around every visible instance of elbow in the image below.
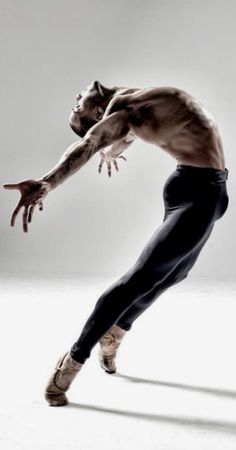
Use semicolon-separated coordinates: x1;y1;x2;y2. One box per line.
81;135;99;156
81;136;98;158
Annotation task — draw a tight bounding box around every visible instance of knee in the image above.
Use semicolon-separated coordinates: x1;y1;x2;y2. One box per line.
172;270;188;285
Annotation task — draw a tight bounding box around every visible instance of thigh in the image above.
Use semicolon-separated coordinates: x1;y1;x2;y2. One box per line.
131;203;215;278
122;220;215;311
106;202;216;304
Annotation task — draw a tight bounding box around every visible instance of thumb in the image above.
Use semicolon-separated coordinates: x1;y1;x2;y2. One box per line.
3;183;20;190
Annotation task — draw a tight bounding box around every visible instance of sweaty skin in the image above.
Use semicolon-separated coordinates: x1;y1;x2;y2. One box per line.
3;80;226;232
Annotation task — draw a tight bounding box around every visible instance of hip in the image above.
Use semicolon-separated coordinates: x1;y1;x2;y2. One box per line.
163;165;229;220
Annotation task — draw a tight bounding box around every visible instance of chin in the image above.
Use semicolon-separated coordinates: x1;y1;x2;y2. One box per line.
69;109;76;120
69;111;79;127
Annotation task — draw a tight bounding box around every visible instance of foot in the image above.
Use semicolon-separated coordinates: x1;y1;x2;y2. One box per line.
99;325;127;374
44;352;83;406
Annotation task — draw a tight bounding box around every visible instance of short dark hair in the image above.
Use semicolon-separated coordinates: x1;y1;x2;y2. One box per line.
70;116;97;138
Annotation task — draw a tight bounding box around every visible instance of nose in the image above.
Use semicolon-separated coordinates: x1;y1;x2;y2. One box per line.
76;94;82;101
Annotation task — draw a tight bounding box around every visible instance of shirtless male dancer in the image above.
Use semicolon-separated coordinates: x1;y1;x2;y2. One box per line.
3;81;229;406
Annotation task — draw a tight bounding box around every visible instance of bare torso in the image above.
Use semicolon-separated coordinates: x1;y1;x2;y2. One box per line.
111;86;225;170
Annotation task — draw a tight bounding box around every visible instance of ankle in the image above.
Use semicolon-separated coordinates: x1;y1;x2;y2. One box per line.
64;353;83;370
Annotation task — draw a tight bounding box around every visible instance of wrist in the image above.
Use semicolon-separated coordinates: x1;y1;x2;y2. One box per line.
36;177;53;192
106;149;118;159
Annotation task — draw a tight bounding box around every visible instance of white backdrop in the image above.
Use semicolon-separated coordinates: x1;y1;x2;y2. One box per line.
1;0;235;278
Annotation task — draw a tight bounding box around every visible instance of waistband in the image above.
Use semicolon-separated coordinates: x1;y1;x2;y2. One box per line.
176;165;229;182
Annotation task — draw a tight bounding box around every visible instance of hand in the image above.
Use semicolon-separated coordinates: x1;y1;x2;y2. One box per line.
3;179;51;233
98;150;127;177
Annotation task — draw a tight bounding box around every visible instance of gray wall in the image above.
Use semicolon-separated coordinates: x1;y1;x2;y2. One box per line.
1;0;235;277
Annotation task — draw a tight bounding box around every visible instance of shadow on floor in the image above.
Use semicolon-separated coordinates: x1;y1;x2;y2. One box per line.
68;401;236;435
113;372;236;400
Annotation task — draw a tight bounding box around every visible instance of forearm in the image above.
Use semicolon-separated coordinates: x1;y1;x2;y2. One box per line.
106;133;136;158
38;138;95;190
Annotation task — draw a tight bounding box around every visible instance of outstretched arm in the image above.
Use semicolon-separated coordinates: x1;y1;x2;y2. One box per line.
3;108;130;232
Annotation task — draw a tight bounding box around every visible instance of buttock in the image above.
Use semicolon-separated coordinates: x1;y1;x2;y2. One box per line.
163;167;229;221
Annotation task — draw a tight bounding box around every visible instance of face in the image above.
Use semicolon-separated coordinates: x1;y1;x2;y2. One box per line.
69;81;106;137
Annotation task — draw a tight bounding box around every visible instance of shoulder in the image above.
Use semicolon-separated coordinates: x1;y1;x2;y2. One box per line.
104;85;183;117
103;95;131;117
104;89;144;117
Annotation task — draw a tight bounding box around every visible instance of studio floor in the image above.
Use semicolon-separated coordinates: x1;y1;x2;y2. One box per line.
0;273;236;450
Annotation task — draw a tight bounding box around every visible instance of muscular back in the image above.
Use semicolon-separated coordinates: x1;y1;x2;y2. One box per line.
108;86;225;170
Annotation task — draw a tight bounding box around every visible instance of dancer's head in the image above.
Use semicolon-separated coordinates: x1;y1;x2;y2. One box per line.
69;81;114;137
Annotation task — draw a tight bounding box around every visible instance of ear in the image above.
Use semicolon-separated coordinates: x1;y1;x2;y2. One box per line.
95;106;104;120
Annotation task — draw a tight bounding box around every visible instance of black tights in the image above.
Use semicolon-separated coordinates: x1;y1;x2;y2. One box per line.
70;165;229;364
